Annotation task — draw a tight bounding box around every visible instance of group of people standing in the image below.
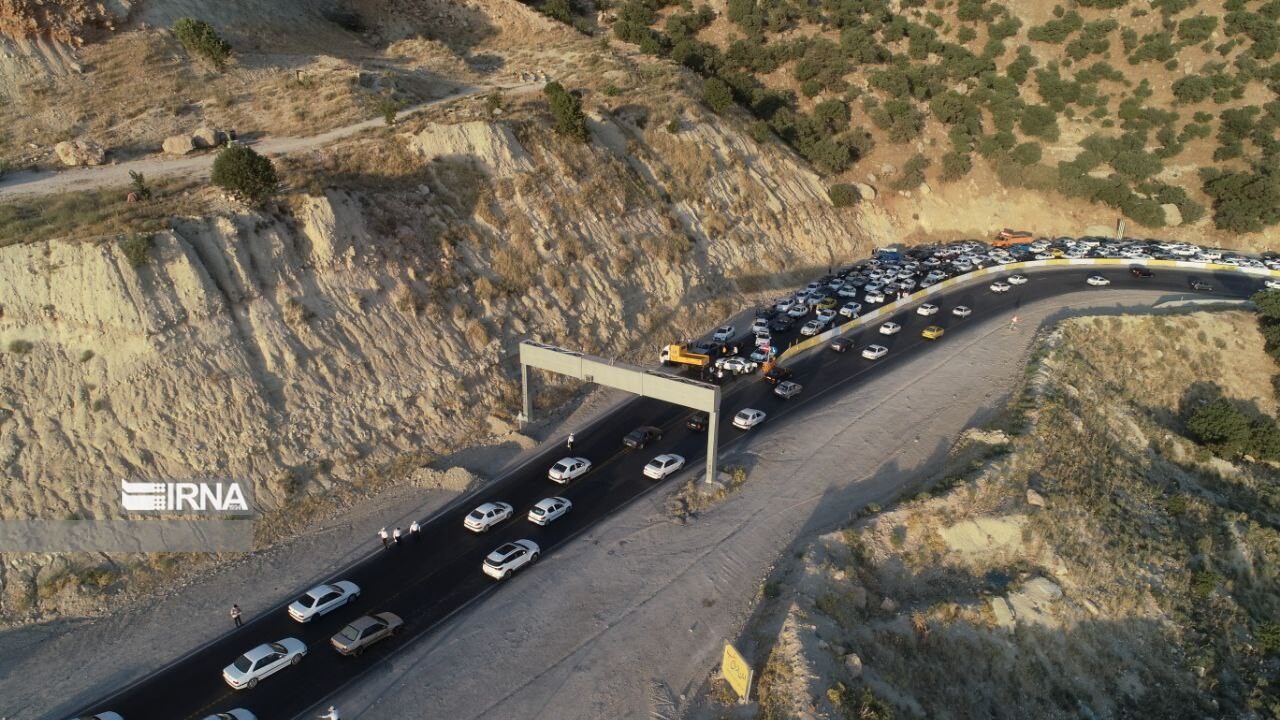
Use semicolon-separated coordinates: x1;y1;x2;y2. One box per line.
378;519;421;548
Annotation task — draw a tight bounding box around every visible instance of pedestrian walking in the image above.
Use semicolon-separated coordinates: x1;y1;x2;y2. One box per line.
230;604;242;628
393;527;402;545
567;432;575;452
1010;315;1019;330
319;706;340;720
410;519;421;539
379;526;389;549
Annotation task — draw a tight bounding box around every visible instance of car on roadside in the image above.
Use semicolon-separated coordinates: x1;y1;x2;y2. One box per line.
548;457;591;483
712;325;735;342
816;308;838;325
839;301;862;318
916;303;939;316
921;325;945;340
989;281;1011;293
732;408;767;430
464;502;515;532
528;497;572;525
1188;278;1213;292
201;710;257;720
952;305;972;318
749;345;776;363
763;366;794;385
861;344;888;360
71;714;124;720
643;453;686;479
1130;267;1153;278
287;582;359;623
774;380;802;399
1008;274;1028;285
1086;275;1110;286
864;290;886;304
774;297;796;313
716;356;758;374
800;319;823;336
751;317;770;334
816;296;839;311
879;321;901;335
1265;278;1280;290
686;412;709;431
769;315;796;333
482;540;540;580
787;303;810;318
829;337;854;353
623;426;663;449
223;638;307;690
330;613;403;657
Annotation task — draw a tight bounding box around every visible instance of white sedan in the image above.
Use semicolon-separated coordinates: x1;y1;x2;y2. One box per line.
712;325;735;342
643;453;686;479
952;305;972;318
1008;274;1028;285
864;291;886;304
916;303;939;316
774;297;796;312
528;497;572;525
482;540;540;580
816;308;838;325
548;456;591;483
787;303;810;318
1086;275;1110;286
287;581;359;623
464;502;514;532
989;281;1011;293
800;319;824;336
839;302;862;317
732;408;767;430
223;638;307;689
862;345;888;360
879;321;901;335
716;356;758;374
1265;278;1280;290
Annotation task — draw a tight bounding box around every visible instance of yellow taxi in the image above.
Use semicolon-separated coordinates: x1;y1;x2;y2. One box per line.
921;325;945;340
816;296;839;311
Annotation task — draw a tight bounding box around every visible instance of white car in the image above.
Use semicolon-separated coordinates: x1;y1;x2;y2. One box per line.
548;456;591;483
464;501;514;532
287;581;359;623
774;380;802;399
952;305;972;318
1086;275;1110;286
839;301;862;318
732;408;767;430
879;321;901;335
1265;278;1280;290
838;286;860;298
717;356;757;374
864;291;886;304
644;453;686;479
202;711;257;720
989;281;1011;293
916;303;939;316
753;331;772;347
482;540;540;580
751;318;770;334
528;497;572;525
862;344;888;360
223;638;307;689
816;308;837;325
774;297;796;313
749;346;776;363
787;303;810;318
712;325;735;342
1008;274;1028;285
800;319;824;336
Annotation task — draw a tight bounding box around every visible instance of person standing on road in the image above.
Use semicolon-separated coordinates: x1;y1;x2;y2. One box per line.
230;604;243;628
410;519;421;539
379;527;389;549
319;706;340;720
393;527;402;545
567;432;575;452
1010;315;1019;330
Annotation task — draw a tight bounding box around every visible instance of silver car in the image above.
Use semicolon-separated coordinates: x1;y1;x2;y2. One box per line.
773;381;802;399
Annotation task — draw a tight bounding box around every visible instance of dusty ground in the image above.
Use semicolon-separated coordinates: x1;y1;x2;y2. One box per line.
0;288;1202;719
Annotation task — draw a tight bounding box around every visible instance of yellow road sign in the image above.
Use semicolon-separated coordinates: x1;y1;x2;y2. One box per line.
721;642;753;702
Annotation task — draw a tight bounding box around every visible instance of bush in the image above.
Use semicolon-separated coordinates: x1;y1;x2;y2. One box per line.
128;171;152;201
173;18;232;70
544;82;590;141
1010;141;1042;165
827;183;861;207
210;144;279;205
702;77;735;114
1186;399;1254;458
891;153;931;190
1172;75;1213;103
940;151;972;181
1178;14;1219;43
1019;104;1061;141
540;0;577;24
119;233;154;269
7;339;32;354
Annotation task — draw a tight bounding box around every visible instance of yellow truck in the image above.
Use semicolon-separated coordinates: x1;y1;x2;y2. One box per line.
659;344;712;368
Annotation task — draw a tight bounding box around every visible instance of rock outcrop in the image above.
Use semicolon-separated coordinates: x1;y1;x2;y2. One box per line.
53;138;105;166
162;133;197;155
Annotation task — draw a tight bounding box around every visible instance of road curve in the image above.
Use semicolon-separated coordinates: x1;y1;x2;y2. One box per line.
53;263;1266;720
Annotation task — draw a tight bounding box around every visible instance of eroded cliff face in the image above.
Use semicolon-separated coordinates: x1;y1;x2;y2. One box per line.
0;100;870;619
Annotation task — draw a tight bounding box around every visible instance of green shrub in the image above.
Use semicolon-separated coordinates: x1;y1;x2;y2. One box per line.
544;82;590;141
1177;14;1219;43
940;151;972;181
540;0;577;24
1186;399;1254;458
128;171;152;201
7;339;32;354
173;18;232;70
827;183;861;207
211;144;279;205
1010;141;1042;165
1028;10;1083;43
702;77;735;114
1172;75;1213;103
1258;622;1280;655
891;153;931;190
1019;104;1061;141
119;233;155;269
79;349;94;363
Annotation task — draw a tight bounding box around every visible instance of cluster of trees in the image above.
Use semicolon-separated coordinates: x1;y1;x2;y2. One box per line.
544;82;590;142
173;18;232;70
1185;398;1280;461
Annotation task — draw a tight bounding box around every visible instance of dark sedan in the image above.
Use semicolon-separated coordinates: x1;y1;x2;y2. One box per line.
623;426;663;449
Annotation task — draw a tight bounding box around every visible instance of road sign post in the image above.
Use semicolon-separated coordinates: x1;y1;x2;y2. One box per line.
721;641;753;703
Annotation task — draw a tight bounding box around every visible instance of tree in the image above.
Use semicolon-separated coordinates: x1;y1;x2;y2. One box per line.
543;82;589;141
1186;399;1253;458
1201;163;1280;232
940;151;972;181
129;170;152;201
703;77;735;114
827;183;861;207
1010;141;1042;165
541;0;576;24
173;18;232;71
211;144;279;205
1019;104;1060;141
1172;75;1213;103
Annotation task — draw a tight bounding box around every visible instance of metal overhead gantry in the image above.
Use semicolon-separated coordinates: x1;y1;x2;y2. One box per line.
518;341;723;484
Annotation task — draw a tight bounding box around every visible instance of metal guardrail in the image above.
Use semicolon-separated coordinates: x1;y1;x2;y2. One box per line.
774;257;1280;366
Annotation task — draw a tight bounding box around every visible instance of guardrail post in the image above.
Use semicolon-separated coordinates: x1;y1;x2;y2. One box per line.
705;409;719;484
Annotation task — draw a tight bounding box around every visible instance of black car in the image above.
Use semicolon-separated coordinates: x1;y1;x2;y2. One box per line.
623;426;663;449
769;315;796;333
686;413;709;432
763;366;794;385
1129;266;1153;278
829;337;854;353
1189;278;1213;292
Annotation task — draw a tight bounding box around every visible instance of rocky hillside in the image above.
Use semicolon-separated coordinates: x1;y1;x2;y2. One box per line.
0;70;869;620
694;309;1280;719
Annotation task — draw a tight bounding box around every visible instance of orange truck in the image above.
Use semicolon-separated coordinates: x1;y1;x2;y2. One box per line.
993;229;1033;247
659;344;711;368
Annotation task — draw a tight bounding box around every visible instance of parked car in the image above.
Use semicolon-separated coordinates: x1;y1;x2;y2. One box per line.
864;291;886;304
829;337;854;353
1189;278;1213;291
916;303;939;316
548;456;591;483
712;325;735;342
952;305;972;318
223;638;307;689
749;345;777;363
1008;274;1028;285
330;613;403;656
464;502;514;532
623;426;663;449
528;497;572;525
1086;275;1110;286
787;303;810;318
763;366;794;385
879;321;901;335
1264;278;1280;290
71;714;124;720
921;325;945;340
287;582;359;623
861;344;888;360
839;301;862;318
732;408;767;430
774;381;802;399
989;281;1011;293
816;296;839;311
482;540;540;580
816;308;838;325
643;453;686;479
769;315;796;333
751;317;770;334
686;412;709;431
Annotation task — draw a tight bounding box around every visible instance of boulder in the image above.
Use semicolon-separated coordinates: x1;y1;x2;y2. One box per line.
162;134;197;156
879;162;897;175
1026;488;1047;508
1161;203;1183;227
1023;577;1063;603
879;596;897;612
844;653;863;678
990;597;1015;631
192;126;227;148
54;139;106;166
853;182;877;201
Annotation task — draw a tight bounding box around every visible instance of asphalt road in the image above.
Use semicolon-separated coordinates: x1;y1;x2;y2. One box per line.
59;265;1263;720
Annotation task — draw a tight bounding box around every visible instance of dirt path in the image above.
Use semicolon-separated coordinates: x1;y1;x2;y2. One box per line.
0;81;539;201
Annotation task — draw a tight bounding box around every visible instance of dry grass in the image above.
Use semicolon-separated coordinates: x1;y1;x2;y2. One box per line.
0;179;203;248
